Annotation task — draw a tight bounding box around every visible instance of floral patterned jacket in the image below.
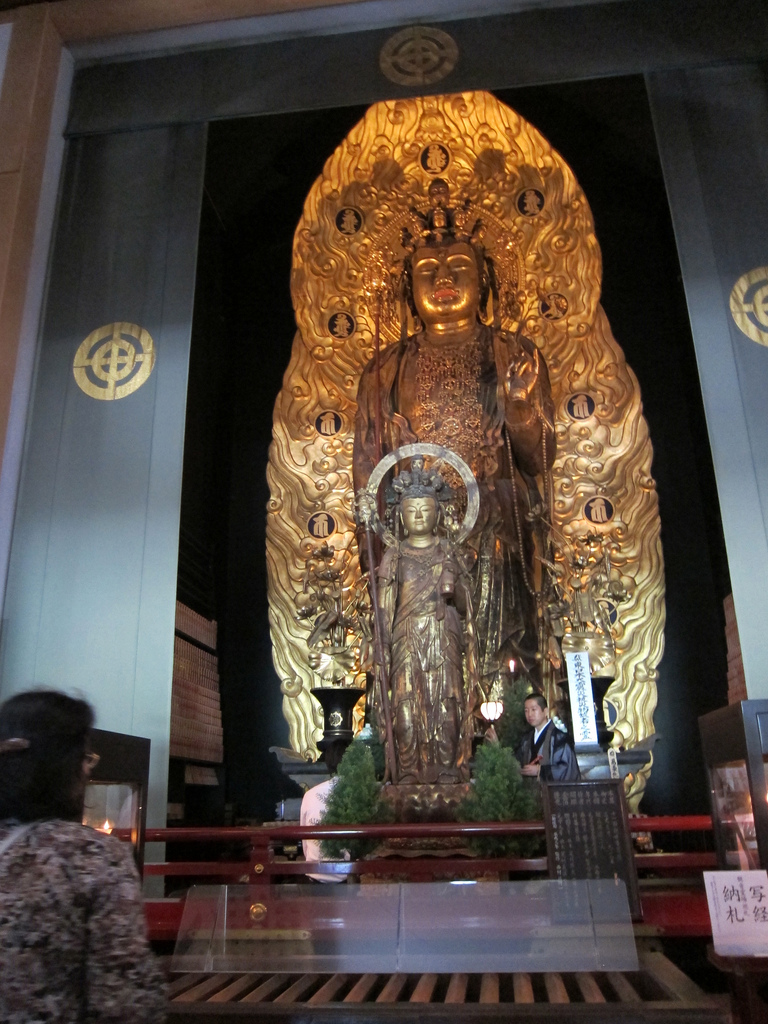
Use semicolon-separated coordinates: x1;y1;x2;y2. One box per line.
0;819;165;1023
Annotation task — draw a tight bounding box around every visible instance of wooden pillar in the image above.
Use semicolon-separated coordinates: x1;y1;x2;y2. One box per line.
0;4;62;520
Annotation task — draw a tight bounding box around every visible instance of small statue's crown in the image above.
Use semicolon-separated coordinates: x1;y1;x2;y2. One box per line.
402;179;483;253
391;456;451;502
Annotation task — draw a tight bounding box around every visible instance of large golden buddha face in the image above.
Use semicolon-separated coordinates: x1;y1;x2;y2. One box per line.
411;241;480;328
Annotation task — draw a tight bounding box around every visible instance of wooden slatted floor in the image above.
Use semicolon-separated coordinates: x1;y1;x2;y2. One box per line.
167;950;729;1021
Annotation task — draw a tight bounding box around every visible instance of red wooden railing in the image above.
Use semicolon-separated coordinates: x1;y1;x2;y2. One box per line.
138;815;714;884
138;815;716;940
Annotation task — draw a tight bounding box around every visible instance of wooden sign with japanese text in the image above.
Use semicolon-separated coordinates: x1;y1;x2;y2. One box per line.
542;779;641;917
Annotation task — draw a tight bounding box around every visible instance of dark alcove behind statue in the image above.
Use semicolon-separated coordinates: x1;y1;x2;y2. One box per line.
179;77;729;823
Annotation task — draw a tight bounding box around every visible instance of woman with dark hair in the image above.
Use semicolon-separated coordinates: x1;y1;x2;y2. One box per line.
0;689;165;1023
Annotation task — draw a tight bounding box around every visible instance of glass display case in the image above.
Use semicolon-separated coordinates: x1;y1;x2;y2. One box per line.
699;701;768;870
171;880;637;975
82;728;150;869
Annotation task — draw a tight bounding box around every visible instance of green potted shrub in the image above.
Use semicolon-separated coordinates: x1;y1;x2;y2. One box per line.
457;742;541;857
319;741;394;860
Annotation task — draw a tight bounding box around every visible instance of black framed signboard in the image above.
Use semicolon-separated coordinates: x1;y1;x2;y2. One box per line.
542;779;641;918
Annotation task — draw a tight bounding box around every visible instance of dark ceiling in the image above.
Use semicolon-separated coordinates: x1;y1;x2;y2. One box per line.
0;0;68;9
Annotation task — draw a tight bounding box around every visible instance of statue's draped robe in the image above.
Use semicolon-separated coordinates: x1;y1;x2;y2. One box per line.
354;324;555;685
377;540;471;783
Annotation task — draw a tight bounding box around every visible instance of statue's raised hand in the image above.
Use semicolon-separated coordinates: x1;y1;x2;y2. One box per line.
505;346;540;402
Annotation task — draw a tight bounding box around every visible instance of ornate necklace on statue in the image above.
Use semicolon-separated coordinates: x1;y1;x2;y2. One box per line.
414;332;486;480
400;542;441;572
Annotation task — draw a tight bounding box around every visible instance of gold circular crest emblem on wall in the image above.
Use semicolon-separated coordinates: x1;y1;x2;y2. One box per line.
730;267;768;346
379;26;458;86
73;322;156;400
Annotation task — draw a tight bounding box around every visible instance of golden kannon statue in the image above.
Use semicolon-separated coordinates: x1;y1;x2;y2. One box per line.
267;91;665;807
353;179;555;702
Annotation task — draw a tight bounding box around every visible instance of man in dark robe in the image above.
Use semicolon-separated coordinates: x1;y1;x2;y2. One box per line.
516;693;580;782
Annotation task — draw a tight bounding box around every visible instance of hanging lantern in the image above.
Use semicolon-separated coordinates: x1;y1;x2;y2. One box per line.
480;700;504;722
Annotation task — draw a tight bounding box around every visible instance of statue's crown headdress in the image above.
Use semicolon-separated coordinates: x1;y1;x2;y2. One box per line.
391;456;451;502
401;179;484;253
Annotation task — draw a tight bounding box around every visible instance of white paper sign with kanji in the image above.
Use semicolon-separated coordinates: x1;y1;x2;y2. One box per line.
704;870;768;955
564;651;598;747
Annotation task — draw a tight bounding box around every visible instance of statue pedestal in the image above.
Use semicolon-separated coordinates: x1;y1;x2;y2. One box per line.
382;782;471;823
269;746;328;791
576;748;651;782
374;782;502;880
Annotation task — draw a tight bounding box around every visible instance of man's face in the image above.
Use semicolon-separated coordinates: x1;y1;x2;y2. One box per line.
524;699;549;730
411;241;480;328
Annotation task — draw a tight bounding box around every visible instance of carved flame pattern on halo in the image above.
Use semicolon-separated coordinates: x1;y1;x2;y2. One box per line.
267;91;664;803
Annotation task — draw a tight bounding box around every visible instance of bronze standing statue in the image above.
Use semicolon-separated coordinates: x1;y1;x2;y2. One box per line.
375;459;476;784
353;181;556;695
